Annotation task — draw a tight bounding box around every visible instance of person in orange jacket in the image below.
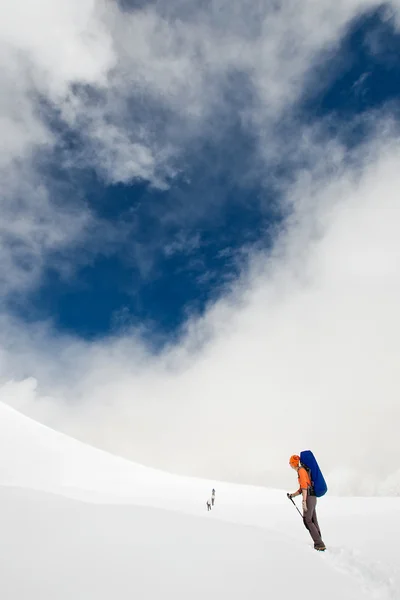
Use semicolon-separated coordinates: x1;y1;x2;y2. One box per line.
288;455;326;551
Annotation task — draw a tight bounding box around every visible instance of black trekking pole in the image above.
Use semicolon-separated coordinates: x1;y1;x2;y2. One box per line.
287;493;303;518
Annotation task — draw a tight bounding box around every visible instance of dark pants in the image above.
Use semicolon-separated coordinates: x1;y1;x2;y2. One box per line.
303;495;324;548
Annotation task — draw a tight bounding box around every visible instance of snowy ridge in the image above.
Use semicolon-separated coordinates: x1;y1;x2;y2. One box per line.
1;401;399;600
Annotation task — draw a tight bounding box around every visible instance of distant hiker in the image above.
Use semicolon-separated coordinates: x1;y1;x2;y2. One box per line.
206;499;212;511
211;489;216;506
288;454;326;551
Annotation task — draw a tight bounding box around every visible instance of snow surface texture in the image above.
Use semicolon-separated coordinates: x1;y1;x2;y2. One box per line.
1;401;398;599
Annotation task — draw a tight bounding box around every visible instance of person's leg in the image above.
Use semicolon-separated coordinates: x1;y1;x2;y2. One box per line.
303;496;325;548
312;506;322;537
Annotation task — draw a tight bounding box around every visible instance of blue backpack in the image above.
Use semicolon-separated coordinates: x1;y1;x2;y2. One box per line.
300;450;328;497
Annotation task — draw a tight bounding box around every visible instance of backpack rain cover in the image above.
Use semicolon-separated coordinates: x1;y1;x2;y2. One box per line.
300;450;328;497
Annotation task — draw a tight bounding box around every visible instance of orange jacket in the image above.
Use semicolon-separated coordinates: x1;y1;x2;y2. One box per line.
297;467;311;492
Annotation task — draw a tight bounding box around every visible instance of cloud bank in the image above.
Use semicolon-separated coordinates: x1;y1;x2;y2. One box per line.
2;125;400;494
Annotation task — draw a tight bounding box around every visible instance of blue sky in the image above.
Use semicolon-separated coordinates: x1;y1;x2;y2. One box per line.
19;121;275;341
2;0;400;491
6;4;400;344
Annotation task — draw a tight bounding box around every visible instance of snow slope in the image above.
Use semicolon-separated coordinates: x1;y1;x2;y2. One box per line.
0;402;398;600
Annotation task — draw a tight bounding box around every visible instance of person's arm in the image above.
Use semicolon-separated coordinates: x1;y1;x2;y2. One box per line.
298;468;308;512
288;486;301;498
301;488;308;512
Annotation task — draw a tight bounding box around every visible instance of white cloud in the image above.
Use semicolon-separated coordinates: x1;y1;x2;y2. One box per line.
0;0;114;96
0;165;93;297
0;0;116;296
1;125;400;495
0;0;394;177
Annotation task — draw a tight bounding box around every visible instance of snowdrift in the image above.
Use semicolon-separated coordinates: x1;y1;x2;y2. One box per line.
0;402;398;599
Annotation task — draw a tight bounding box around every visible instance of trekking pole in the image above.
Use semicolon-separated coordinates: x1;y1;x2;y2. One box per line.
287;493;303;518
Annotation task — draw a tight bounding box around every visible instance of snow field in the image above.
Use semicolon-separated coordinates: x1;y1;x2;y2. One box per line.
0;402;398;599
